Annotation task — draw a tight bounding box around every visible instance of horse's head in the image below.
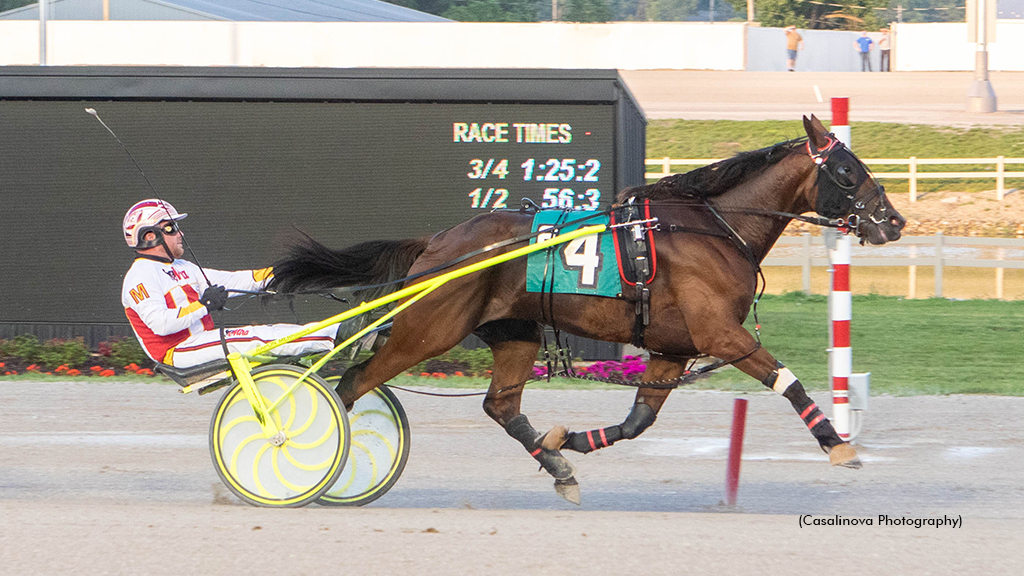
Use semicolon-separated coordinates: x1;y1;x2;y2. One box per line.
802;115;905;245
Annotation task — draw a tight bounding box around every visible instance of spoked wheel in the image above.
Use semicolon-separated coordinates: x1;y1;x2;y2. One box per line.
210;365;350;508
318;382;410;507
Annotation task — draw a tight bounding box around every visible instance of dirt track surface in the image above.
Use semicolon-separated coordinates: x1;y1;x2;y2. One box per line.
3;381;1024;575
618;71;1024;125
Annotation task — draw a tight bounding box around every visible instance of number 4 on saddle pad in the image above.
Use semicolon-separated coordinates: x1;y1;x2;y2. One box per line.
526;211;620;297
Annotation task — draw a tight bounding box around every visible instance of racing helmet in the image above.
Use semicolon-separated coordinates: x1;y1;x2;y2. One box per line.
123;199;188;249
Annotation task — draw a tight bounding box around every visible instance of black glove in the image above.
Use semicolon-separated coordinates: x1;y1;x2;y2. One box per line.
200;285;229;311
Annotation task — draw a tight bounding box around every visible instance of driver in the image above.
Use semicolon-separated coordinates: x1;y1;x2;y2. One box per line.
120;198;341;368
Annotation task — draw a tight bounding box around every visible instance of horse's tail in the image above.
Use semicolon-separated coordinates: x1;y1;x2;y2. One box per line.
268;235;429;296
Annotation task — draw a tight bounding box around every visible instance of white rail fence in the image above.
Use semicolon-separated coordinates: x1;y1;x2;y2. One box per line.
645;157;1024;202
764;233;1024;299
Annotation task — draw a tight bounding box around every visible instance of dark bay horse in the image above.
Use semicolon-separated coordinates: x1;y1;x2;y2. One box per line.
269;116;906;503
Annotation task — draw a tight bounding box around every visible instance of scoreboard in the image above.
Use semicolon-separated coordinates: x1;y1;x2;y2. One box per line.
0;67;646;356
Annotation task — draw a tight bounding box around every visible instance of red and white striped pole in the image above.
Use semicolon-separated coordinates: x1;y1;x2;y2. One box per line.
831;97;851;147
828;96;852;441
829;234;852;441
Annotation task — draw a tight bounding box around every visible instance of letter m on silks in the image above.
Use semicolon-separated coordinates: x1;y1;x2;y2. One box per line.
129;283;150;304
525;211;619;298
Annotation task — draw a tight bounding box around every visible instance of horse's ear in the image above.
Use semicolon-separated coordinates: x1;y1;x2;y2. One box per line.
803;114;828;150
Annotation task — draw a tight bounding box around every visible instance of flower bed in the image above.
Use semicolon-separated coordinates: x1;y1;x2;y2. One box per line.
0;335;156;377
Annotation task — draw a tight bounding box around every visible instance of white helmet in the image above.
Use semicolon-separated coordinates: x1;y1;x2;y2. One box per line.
123;199;187;249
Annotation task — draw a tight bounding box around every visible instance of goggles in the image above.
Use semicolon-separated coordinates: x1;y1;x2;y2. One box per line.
159;221;180;235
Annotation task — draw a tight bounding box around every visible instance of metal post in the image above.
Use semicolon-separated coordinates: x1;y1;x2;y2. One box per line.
709;0;716;23
967;0;998;113
934;232;944;298
662;156;671;178
746;0;753;22
38;0;46;66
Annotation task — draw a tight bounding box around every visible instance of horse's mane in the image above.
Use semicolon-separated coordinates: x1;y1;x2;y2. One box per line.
617;137;808;203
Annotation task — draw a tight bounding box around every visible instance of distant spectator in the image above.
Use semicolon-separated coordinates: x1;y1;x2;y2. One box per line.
785;25;804;72
878;28;891;72
854;31;874;72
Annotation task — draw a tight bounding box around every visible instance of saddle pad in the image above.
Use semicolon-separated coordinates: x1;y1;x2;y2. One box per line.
526;211;619;298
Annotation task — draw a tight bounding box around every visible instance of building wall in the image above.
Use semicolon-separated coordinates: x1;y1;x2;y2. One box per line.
0;21;747;69
747;27;873;72
892;21;1024;72
1;20;1023;70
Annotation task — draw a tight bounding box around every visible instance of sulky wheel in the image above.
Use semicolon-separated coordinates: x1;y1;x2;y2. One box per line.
210;365;349;508
317;383;410;507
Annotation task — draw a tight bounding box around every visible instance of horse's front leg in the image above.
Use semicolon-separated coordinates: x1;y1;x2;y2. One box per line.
477;324;581;504
554;353;687;454
695;324;862;469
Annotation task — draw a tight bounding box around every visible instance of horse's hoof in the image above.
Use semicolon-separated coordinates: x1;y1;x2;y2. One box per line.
540;425;568;451
554;476;581;505
829;443;863;469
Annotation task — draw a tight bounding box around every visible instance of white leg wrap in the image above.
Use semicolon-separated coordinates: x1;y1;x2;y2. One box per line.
773;367;798;394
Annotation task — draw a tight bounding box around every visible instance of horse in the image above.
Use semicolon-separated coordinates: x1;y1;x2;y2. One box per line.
268;115;906;504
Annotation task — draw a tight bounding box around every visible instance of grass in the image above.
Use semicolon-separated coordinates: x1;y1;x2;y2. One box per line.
4;298;1021;396
341;293;1024;397
647;120;1024;195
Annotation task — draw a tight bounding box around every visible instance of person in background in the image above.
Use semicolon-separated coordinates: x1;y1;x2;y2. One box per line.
785;25;804;72
855;31;874;72
878;28;891;72
120;198;344;368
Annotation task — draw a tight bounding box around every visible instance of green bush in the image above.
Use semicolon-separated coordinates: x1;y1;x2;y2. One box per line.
109;338;149;368
3;334;43;363
38;338;90;369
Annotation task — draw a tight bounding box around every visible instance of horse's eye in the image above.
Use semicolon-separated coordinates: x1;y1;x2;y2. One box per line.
836;164;856;186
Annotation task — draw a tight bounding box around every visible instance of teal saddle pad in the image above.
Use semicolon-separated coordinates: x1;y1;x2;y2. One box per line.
525;211;619;298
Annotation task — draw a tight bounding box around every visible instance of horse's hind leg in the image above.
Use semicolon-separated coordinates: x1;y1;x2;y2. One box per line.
476;320;581;505
556;353;687;454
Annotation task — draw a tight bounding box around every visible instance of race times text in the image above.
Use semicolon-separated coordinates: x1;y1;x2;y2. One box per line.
453;122;572;144
466;158;601;183
467;187;600;211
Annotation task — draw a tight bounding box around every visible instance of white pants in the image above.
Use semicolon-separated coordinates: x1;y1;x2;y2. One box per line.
166;323;339;368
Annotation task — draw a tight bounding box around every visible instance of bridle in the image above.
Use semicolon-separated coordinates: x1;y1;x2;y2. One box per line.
807;135;892;238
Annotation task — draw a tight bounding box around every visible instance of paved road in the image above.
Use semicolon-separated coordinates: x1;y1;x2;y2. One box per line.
619;71;1024;125
2;380;1023;574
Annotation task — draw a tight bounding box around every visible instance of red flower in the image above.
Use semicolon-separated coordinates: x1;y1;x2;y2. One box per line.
66;369;82;376
90;366;103;372
136;368;154;376
26;364;38;371
0;362;5;368
124;363;139;371
98;369;116;377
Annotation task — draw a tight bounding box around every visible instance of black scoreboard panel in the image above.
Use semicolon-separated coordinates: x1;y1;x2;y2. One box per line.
0;68;645;356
